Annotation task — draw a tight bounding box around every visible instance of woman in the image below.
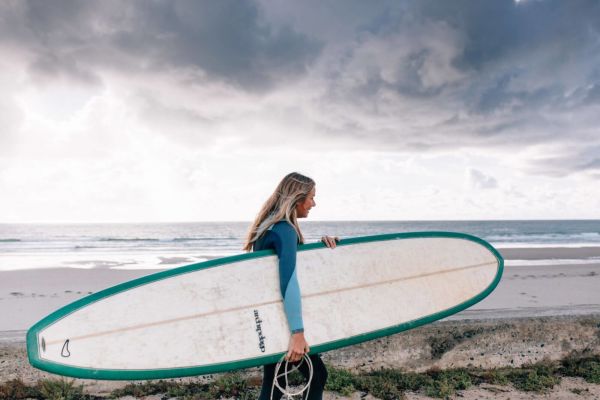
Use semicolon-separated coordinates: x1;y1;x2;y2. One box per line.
243;172;338;400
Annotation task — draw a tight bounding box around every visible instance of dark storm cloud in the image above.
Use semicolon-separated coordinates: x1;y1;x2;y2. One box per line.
415;1;599;69
2;0;599;178
335;0;600;111
470;72;561;115
586;83;600;104
443;0;600;119
0;0;321;90
295;0;600;177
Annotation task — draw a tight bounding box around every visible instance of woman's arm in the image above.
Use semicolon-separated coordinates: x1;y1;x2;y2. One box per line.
271;222;309;362
271;222;304;333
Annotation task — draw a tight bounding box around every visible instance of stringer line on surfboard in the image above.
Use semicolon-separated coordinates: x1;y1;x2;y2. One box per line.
45;260;495;345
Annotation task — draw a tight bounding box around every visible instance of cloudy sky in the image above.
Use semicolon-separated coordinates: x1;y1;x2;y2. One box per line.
1;0;599;223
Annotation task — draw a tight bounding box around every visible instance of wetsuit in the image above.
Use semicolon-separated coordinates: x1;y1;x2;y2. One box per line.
254;221;328;400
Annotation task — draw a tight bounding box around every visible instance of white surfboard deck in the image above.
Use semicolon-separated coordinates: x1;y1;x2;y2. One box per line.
27;232;503;380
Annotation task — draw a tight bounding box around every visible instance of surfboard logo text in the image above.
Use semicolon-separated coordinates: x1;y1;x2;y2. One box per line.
253;310;266;352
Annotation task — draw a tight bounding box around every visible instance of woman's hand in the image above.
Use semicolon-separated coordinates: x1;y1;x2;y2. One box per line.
286;332;310;362
321;236;340;249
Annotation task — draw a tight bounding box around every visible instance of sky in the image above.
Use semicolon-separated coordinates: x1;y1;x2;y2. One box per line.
1;0;599;223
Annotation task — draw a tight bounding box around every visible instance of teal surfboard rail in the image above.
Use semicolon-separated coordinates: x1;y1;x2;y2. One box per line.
27;231;504;380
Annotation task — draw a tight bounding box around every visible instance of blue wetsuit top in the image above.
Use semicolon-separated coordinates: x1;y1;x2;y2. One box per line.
253;221;304;334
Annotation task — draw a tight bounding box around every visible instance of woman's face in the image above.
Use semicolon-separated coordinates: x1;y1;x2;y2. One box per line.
295;187;316;218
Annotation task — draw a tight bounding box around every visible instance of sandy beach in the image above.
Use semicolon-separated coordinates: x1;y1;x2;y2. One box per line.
1;246;599;398
2;247;600;332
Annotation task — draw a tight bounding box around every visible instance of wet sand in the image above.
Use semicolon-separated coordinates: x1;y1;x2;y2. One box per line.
499;246;600;260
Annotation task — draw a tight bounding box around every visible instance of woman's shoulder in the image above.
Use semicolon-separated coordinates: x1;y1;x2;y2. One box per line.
271;220;298;238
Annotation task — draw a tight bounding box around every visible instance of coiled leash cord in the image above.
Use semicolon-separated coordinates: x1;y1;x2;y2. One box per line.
270;354;313;399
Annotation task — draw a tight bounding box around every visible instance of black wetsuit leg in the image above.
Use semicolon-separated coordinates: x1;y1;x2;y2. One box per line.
299;354;328;400
258;354;328;400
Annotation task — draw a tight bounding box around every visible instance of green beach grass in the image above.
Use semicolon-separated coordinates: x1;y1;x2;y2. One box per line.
1;354;599;399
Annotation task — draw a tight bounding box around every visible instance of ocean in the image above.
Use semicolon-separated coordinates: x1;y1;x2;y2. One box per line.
1;220;600;271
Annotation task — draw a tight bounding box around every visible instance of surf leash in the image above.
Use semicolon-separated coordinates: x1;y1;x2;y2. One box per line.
270;354;313;399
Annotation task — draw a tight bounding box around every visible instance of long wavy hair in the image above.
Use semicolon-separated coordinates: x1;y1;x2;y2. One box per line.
243;172;315;251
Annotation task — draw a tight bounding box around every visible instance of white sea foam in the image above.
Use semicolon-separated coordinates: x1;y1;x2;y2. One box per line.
0;252;232;271
2;221;600;270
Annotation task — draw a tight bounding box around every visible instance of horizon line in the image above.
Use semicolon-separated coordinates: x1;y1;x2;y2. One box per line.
1;218;600;225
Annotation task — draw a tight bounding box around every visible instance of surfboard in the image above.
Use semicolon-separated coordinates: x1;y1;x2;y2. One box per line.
27;231;503;380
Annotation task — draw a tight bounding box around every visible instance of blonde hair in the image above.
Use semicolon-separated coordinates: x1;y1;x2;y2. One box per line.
243;172;315;251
